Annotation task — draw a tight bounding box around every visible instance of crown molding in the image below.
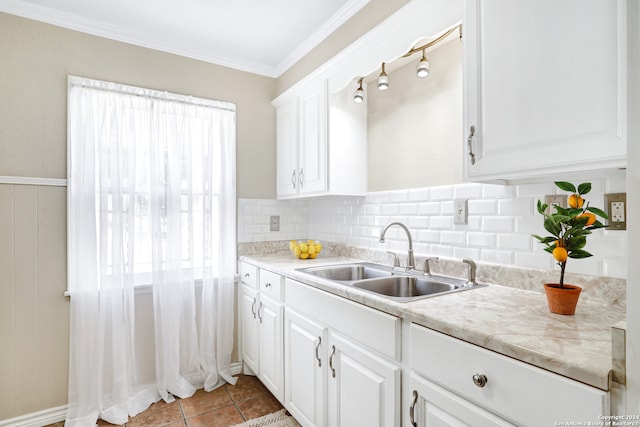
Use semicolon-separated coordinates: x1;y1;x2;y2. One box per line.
0;0;369;78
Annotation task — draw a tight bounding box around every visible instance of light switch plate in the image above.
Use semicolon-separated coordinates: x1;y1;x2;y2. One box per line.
544;195;568;214
605;193;626;230
270;215;280;232
454;199;468;224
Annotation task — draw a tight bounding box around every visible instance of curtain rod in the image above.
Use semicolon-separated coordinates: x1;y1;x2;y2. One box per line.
69;77;236;113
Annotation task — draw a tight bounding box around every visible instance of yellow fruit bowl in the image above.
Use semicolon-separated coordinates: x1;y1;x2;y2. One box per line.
290;240;323;260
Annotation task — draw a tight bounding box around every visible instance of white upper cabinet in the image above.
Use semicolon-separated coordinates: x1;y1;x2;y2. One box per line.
274;79;366;199
464;0;627;182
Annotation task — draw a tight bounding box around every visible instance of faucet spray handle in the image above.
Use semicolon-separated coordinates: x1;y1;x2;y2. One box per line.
462;258;477;285
423;257;439;276
387;251;400;268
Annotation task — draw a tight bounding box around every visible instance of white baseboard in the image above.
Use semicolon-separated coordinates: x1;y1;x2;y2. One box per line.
0;405;67;427
0;361;244;427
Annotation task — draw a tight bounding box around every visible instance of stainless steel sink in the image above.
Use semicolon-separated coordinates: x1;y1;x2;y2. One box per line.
351;275;464;302
298;263;393;282
297;262;484;302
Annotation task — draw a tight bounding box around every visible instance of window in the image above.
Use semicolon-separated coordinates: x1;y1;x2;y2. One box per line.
67;76;236;289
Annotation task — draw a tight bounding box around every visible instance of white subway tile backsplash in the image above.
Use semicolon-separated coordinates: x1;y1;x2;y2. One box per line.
483;183;516;199
497;233;532;251
498;199;533;215
482;217;514;233
238;175;627;278
467;232;496;248
468;199;498;215
418;202;442;215
453;183;483;199
481;249;513;265
430;185;454;201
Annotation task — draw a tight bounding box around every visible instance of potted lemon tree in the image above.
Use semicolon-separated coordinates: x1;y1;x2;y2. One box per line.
532;182;609;315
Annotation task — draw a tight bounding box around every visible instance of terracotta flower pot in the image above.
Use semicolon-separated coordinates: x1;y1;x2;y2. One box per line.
544;283;582;315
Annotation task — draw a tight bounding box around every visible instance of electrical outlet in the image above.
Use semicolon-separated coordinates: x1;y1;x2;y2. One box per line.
605;193;627;230
453;199;468;224
544;195;568;214
270;215;280;232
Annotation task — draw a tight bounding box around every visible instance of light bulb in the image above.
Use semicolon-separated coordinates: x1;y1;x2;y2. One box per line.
417;52;430;78
377;63;389;90
353;87;364;103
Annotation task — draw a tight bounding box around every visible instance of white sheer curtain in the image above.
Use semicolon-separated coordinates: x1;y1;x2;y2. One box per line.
66;76;237;426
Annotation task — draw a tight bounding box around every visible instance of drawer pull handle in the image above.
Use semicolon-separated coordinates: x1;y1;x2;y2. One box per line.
291;169;296;189
264;282;271;288
409;390;418;427
329;345;336;378
472;373;488;388
315;337;322;368
251;298;257;319
244;273;250;278
257;302;263;323
299;168;304;188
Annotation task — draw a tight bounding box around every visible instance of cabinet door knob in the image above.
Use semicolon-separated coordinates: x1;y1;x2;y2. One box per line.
467;125;476;165
315;337;322;368
329;345;336;378
472;373;488;388
409;390;418;427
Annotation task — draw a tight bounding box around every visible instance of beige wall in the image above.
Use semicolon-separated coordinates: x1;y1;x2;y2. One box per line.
0;11;276;420
368;39;463;191
275;0;411;97
0;12;277;199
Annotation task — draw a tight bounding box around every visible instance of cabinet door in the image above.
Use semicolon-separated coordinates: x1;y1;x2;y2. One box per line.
276;98;300;198
408;374;513;427
240;285;260;375
327;333;400;427
299;81;328;196
258;294;284;402
284;309;327;427
464;0;626;181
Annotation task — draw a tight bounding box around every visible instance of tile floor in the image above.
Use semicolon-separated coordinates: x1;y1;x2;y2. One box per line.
47;374;285;427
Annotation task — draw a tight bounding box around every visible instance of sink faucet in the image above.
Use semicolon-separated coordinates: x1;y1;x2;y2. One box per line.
462;258;477;285
380;222;415;270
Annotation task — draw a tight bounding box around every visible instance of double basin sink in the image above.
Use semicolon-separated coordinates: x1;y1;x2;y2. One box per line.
297;262;483;302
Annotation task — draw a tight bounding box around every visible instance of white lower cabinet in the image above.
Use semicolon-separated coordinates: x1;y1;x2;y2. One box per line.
409;323;609;426
408;373;513;427
284;278;401;427
239;263;284;402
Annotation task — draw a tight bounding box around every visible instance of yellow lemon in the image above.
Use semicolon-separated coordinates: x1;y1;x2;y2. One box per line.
308;244;316;255
300;252;310;259
299;242;309;253
309;252;317;259
293;246;301;257
308;239;315;244
315;243;323;253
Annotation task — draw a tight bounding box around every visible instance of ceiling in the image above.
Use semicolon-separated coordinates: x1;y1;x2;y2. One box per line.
0;0;370;77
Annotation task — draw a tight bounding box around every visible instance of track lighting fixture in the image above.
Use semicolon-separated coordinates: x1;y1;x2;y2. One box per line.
377;63;389;91
416;50;430;78
353;78;365;103
352;25;461;104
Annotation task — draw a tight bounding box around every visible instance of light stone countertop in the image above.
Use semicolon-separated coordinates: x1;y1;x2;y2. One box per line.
240;254;625;391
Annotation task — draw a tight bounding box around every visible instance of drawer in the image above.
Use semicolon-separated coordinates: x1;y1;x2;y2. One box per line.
410;324;608;426
286;278;400;361
259;269;283;300
239;262;258;288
